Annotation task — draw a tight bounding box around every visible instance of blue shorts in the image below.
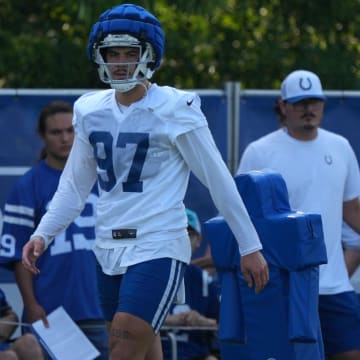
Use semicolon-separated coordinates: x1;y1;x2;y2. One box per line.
96;258;186;334
319;291;360;356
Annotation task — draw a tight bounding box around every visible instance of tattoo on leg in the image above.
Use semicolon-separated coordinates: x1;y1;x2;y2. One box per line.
111;328;131;339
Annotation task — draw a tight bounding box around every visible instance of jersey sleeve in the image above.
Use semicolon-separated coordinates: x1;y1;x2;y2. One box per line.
0;177;38;264
175;127;263;256
72;91;103;143
166;91;208;143
31;136;98;248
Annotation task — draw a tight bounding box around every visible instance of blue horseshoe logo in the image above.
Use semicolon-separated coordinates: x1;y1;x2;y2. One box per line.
299;78;312;90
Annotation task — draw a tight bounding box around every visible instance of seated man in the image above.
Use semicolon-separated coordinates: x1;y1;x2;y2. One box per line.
0;288;44;359
162;208;220;360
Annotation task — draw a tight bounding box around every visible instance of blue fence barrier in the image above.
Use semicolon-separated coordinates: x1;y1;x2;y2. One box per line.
0;87;359;282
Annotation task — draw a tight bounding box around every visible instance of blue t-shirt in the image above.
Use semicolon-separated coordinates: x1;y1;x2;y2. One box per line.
0;160;103;322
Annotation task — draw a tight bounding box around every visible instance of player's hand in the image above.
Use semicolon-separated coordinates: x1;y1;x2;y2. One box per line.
26;303;49;328
22;236;45;275
241;251;269;293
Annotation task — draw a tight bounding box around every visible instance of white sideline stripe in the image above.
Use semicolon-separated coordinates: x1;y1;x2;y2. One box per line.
0;167;30;175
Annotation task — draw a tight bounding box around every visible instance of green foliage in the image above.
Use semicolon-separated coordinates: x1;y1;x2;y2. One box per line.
0;0;359;89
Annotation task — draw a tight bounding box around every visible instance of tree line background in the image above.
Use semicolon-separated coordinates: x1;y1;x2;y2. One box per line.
0;0;359;91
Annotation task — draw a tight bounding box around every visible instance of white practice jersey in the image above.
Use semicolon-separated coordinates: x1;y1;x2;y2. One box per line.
238;128;360;294
33;84;262;274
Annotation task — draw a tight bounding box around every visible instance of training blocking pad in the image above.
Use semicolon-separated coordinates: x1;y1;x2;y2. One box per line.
204;169;327;360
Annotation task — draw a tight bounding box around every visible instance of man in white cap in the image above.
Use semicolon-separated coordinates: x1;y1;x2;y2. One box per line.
237;69;360;360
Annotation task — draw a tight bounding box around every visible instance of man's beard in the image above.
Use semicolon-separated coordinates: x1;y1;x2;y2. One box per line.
303;123;316;131
301;112;317;131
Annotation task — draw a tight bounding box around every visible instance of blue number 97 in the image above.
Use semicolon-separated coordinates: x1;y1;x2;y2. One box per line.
89;131;149;192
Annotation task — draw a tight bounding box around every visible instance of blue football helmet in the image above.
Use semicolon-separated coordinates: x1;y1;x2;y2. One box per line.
87;4;165;92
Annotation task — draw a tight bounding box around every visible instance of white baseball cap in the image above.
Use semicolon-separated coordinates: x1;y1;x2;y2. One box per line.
281;70;326;103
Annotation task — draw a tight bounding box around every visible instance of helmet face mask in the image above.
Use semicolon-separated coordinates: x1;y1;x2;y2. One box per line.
87;4;165;93
95;34;155;92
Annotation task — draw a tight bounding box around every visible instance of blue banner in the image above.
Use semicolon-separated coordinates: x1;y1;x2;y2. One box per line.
1;89;359;281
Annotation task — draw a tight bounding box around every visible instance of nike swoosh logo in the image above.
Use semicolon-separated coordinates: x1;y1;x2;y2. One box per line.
187;98;194;106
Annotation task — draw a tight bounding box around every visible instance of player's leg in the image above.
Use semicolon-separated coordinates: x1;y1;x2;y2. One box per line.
319;291;360;360
145;334;163;360
97;258;186;360
109;312;156;359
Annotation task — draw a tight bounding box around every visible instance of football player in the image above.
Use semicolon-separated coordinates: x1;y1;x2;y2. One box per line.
22;4;269;359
